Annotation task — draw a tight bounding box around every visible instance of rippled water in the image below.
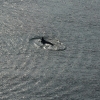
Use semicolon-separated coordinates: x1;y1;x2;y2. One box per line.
0;0;100;100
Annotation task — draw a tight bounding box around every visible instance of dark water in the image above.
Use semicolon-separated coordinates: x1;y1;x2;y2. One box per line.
0;0;100;100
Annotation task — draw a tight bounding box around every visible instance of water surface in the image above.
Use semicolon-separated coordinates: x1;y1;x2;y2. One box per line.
0;0;100;100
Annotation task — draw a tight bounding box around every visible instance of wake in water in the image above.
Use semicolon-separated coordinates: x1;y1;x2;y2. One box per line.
29;36;66;51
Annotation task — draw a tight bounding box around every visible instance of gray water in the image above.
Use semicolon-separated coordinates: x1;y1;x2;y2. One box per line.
0;0;100;100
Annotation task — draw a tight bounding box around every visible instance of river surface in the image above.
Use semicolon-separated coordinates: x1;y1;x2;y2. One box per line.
0;0;100;100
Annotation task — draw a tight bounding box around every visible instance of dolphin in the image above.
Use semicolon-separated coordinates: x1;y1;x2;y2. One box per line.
41;37;54;46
